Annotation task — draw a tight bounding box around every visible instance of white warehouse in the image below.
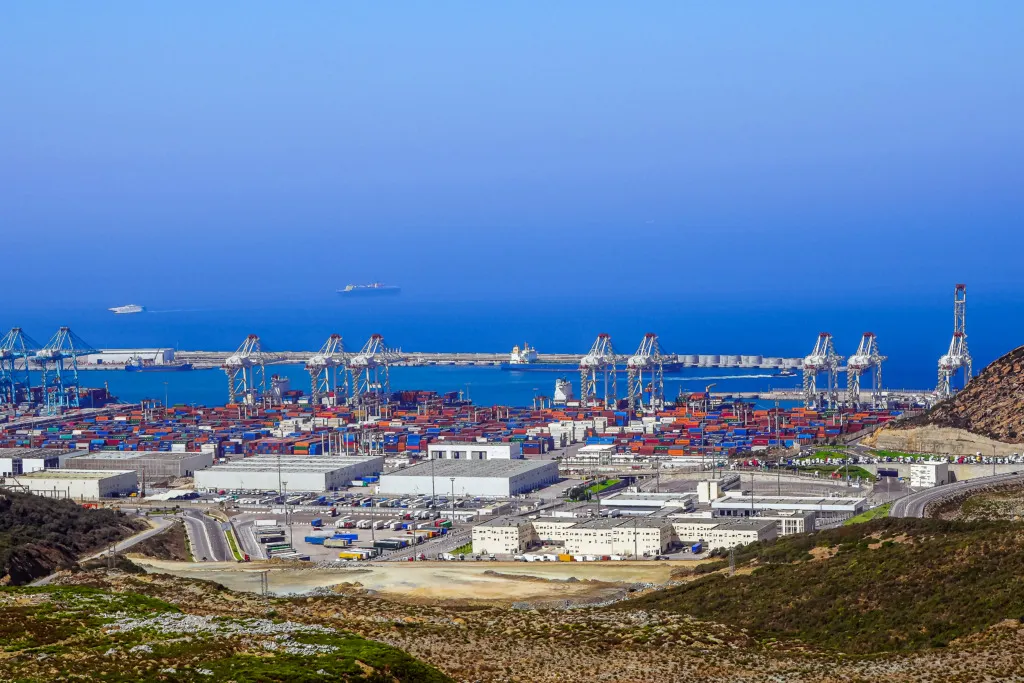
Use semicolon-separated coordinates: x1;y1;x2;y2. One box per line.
379;460;558;498
193;455;383;493
427;441;522;460
18;469;138;500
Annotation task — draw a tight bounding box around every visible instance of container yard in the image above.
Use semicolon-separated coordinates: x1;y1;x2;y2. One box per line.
0;390;903;465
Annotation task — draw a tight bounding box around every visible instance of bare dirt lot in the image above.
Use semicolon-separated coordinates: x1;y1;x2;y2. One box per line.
131;558;693;602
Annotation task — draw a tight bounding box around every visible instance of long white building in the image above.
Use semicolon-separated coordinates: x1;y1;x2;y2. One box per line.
18;469;138;500
194;455;383;493
379;460;558;498
712;492;867;517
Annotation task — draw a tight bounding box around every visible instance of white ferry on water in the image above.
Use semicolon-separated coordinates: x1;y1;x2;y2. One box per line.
109;304;144;315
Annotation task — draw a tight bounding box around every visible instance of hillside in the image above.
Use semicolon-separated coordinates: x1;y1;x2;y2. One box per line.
903;345;1024;443
41;559;1024;682
621;518;1024;654
0;585;450;682
0;491;144;585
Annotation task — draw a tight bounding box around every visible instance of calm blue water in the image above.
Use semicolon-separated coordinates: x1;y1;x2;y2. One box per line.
7;293;1022;407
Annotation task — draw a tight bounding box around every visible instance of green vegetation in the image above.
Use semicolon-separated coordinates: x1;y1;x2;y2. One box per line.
622;518;1024;653
586;478;620;494
801;464;874;480
870;449;930;460
0;491;145;585
0;585;450;682
450;542;472;556
844;502;892;525
224;526;243;561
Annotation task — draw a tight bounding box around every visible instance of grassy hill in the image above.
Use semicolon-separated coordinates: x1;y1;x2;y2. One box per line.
0;585;450;682
621;518;1024;653
0;491;144;585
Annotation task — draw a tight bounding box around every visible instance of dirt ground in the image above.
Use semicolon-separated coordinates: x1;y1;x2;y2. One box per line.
131;558;691;602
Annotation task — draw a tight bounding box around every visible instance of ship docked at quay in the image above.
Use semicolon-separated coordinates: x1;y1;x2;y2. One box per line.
500;343;688;373
337;283;401;297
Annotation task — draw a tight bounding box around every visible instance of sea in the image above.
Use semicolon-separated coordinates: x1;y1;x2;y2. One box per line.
6;293;1022;409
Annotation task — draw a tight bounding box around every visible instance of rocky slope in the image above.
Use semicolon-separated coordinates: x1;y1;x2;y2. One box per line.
903;345;1024;443
0;491;145;585
130;519;191;562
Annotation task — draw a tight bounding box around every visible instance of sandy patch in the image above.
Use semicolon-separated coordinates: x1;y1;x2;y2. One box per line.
134;559;684;602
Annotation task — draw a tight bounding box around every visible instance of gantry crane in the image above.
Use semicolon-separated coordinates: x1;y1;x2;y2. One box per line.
306;334;348;406
223;335;271;405
847;332;886;408
579;333;617;409
802;332;840;409
347;334;402;406
626;333;665;412
33;327;98;415
0;328;42;405
937;284;972;398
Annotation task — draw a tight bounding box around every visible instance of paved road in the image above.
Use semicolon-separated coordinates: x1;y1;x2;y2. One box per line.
383;529;471;561
890;473;1024;518
181;509;232;561
231;518;265;560
31;515;175;586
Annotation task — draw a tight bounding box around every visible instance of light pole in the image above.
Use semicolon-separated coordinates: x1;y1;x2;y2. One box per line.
450;477;456;523
163;381;169;415
282;480;291;547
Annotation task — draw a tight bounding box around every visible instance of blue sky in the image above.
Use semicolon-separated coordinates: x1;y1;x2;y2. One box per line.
1;2;1022;307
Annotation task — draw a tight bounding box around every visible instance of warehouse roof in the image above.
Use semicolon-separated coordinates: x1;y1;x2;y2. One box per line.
19;469;135;480
477;516;532;528
69;451;204;462
200;455;383;474
384;459;554;478
713;494;866;507
714;520;777;532
0;448;75;459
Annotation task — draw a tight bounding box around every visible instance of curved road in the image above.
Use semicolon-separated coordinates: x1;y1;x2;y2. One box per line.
181;509;232;562
890;473;1024;518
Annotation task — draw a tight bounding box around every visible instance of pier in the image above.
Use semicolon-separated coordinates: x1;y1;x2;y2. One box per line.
140;350;807;371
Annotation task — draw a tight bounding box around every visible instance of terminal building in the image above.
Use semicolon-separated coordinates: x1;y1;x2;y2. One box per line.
472;517;536;555
379;459;558;498
910;462;949;488
667;516;778;549
194;455;383;493
562;518;673;557
17;469;138;500
67;451;213;481
427;441;522;460
711;492;867;521
0;448;77;477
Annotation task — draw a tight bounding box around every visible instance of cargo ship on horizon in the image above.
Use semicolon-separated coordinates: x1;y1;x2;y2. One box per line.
337;283;401;297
